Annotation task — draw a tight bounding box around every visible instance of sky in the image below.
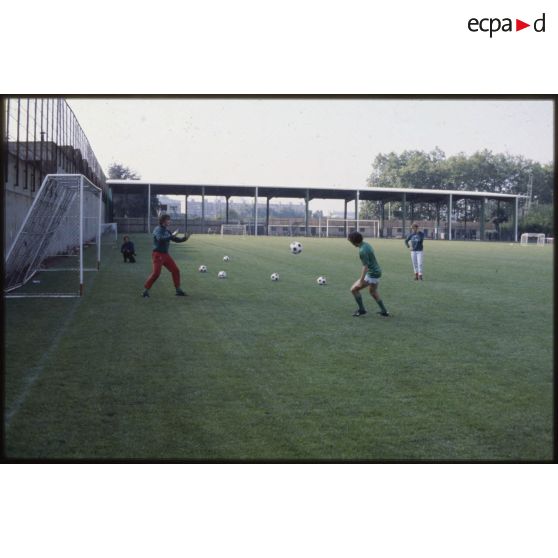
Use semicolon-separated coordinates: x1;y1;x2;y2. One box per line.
68;98;554;213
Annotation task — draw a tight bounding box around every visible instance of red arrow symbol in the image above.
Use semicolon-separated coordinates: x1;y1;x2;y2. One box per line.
516;19;530;31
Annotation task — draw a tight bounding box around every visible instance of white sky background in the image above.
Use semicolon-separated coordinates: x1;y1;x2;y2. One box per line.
67;98;553;213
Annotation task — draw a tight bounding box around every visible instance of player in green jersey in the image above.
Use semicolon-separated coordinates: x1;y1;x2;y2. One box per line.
347;231;390;317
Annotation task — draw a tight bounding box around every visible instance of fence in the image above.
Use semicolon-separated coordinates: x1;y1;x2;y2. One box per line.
3;98;107;252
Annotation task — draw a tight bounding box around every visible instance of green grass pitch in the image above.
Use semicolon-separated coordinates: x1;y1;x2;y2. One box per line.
4;235;553;461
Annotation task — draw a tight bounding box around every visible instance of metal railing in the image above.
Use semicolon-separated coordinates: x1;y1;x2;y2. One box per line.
4;97;107;193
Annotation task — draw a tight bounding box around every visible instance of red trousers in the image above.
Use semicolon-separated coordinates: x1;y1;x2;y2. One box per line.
144;251;180;289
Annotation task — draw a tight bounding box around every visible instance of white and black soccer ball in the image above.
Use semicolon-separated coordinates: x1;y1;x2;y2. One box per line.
317;276;327;285
290;241;303;255
198;265;208;273
218;270;227;279
223;255;230;261
270;272;280;281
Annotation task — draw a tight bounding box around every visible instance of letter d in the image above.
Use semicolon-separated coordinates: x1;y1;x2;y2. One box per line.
534;13;545;32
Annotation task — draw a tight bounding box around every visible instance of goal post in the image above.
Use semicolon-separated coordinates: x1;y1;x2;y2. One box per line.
4;174;103;298
100;223;118;245
326;219;380;238
221;224;247;236
520;233;546;246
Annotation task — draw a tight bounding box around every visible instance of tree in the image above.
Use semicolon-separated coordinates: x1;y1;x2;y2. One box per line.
108;163;141;180
363;149;554;231
520;204;553;235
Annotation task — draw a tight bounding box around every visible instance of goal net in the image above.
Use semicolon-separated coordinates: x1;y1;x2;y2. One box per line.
520;233;546;246
101;222;118;245
326;219;380;238
268;224;295;236
221;224;247;236
4;174;103;298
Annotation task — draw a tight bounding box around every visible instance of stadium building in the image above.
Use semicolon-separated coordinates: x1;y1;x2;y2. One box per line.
107;180;522;241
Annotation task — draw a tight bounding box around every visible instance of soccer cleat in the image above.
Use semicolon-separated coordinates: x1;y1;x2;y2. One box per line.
142;290;150;298
352;309;367;317
419;274;423;280
377;311;390;317
175;288;187;296
414;272;419;280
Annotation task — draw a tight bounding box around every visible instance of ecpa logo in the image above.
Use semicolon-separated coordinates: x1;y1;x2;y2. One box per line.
468;13;546;37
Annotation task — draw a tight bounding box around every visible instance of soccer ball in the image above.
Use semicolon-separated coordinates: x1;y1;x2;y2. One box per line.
270;272;280;281
317;276;327;285
218;271;227;279
223;255;230;261
198;265;207;273
290;241;303;255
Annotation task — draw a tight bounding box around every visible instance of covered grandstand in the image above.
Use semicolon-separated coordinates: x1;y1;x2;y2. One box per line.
107;180;524;241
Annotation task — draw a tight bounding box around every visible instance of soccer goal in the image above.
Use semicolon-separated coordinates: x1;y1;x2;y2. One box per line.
4;174;103;298
221;224;248;236
520;233;546;246
268;224;294;236
326;219;380;238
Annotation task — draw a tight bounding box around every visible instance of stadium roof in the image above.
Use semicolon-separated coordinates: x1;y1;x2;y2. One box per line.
107;180;523;204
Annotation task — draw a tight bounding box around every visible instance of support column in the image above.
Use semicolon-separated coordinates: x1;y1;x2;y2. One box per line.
266;197;270;235
448;194;453;240
201;186;205;234
79;176;84;296
225;195;230;224
344;199;348;237
355;190;360;231
254;187;258;237
305;189;310;237
380;201;385;238
513;197;518;242
97;189;102;270
184;195;188;232
436;201;440;239
401;192;407;238
479;198;485;241
147;183;151;233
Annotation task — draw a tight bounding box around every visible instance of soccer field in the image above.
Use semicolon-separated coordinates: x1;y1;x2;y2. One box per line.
4;235;553;461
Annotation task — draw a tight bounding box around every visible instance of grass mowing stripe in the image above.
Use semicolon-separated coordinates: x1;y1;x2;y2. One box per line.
5;290;89;431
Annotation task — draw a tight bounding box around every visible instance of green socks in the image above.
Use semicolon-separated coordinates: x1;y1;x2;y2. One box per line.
376;299;388;313
353;293;366;312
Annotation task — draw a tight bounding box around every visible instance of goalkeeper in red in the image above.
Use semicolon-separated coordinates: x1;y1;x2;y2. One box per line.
142;214;189;298
347;231;389;317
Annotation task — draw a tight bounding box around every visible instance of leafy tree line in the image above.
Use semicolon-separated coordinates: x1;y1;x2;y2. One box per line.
361;149;553;235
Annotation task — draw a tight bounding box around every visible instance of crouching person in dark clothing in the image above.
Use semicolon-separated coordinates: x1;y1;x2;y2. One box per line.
121;235;136;263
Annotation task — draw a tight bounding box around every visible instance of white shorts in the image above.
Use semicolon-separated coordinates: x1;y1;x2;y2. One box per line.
364;275;380;285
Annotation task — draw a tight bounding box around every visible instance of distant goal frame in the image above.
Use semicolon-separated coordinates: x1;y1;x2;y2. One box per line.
520;233;546;246
221;224;248;237
326;218;380;238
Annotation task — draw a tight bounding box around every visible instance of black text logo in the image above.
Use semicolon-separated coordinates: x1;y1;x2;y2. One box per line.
468;13;546;37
